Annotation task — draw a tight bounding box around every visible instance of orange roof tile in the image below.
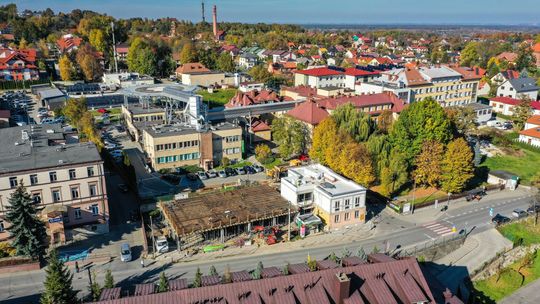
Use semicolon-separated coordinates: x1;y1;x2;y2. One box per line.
287;100;329;125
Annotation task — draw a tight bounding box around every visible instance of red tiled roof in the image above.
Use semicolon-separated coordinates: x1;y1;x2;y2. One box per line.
520;127;540;139
496;52;518;62
295;67;343;77
317;92;406;114
404;67;429;86
526;115;540;125
344;68;380;77
534;43;540;53
57;35;82;52
490;96;520;105
226;90;282;108
251;118;271;132
500;70;520;80
287;100;329;125
449;66;484;80
176;62;210;74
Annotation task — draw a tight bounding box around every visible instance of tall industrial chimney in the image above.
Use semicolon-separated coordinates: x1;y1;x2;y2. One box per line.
201;1;205;23
212;5;218;37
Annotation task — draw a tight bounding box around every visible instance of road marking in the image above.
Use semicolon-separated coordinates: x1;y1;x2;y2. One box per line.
440;231;456;237
424;233;436;240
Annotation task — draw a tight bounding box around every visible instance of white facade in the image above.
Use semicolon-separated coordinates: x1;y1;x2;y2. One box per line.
294;73;345;89
280;164;367;229
497;79;539;100
519;134;540;147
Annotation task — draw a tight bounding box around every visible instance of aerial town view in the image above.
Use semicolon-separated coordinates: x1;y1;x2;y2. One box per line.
0;0;540;303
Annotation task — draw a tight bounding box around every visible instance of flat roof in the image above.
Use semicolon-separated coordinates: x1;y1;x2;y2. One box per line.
143;122;240;138
0;124;102;174
465;102;492;110
125;104;165;115
284;164;367;196
160;185;295;237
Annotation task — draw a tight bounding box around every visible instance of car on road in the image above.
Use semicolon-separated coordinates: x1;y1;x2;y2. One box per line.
120;243;132;262
224;167;236;176
218;170;227;178
527;205;540;214
118;184;129;193
492;214;511;225
252;165;264;172
512;209;528;218
235;167;246;175
206;170;217;178
197;171;208;180
40;118;54;124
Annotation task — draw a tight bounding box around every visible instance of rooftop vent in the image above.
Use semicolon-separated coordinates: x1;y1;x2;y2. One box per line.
46;129;54;134
58;159;66;164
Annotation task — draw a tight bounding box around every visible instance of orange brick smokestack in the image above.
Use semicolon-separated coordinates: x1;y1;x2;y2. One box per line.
212;5;217;37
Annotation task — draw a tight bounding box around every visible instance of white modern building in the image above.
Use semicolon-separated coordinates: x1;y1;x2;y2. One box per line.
280;164;367;230
465;103;493;124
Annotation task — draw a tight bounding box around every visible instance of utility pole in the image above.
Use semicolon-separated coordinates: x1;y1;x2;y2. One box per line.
201;1;206;23
287;200;291;242
110;22;119;73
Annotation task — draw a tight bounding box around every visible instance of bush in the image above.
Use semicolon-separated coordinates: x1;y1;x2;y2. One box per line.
221;157;230;167
255;144;272;162
0;242;16;258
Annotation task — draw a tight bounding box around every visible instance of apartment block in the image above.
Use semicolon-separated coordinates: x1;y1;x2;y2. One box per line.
0;124;108;244
280;164;367;230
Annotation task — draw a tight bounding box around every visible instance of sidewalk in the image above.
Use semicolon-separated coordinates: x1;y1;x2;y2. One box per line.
499;278;540;304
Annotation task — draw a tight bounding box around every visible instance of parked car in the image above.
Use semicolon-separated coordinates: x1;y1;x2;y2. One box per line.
224;167;236;176
512;209;528;218
118;184;129;193
235;167;246;175
527;205;540;214
186;173;198;181
218;170;227;178
40;118;54;124
109;150;123;158
155;236;169;253
252;165;264;172
206;170;217;178
492;214;511;225
197;171;208;180
120;243;132;262
244;165;256;174
115;125;125;132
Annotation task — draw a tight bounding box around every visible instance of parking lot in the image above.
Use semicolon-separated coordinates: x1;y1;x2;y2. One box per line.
0;90;37;126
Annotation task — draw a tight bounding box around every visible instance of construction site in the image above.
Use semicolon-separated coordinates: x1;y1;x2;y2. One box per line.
158;185;298;253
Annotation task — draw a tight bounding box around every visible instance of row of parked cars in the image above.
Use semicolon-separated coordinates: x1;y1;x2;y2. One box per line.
196;165;265;180
491;205;540;225
1;91;33;126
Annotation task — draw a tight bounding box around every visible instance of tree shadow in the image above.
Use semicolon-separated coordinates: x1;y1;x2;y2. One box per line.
115;262;175;297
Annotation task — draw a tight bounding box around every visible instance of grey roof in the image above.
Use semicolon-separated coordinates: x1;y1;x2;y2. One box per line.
38;87;66;100
240;52;257;59
0;124;102;174
465;103;492;110
419;66;461;80
143;122;239;138
507;77;540;92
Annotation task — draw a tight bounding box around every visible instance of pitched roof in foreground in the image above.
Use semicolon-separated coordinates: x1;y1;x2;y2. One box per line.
89;257;439;304
287;99;329;125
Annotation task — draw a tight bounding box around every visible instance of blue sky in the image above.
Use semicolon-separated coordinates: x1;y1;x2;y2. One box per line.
5;0;540;25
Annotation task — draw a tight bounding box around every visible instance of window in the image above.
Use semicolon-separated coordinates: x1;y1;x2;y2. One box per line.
354;210;360;218
9;177;17;188
30;174;38;185
334;201;341;212
89;184;97;197
52;190;61;202
345;212;350;221
74;208;82;219
32;193;41;204
354;197;360;208
69;169;76;180
344;199;350;210
91;204;99;216
70;187;79;199
298;192;312;203
49;172;57;182
87;167;94;177
334;214;340;223
0;221;4;232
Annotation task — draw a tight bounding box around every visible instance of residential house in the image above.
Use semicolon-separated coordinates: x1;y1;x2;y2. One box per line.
496;77;539;100
175;62;228;87
518;115;540;147
56;34;82;54
225;90;282;108
0;47;39;81
238;52;258;69
316;92;406;119
0;124;108;244
249;117;271;143
280;164;367;229
115;43;129;62
489;96;540;116
496;52;518;65
491;70;520;87
239;82;264;92
286;99;329;131
465;103;493;124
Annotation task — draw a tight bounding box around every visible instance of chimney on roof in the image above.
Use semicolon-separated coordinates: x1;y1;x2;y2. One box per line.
212;5;218;37
334;272;351;304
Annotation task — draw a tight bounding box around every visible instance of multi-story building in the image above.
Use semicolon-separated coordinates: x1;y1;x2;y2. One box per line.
0;124;108;244
142;123;243;171
121;104;166;141
280;164;367;230
356;65;481;106
294;67;346;89
0;47;39;81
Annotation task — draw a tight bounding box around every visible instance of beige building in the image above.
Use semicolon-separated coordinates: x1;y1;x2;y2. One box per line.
121;104;166;141
142;123;243;171
0;124;108;245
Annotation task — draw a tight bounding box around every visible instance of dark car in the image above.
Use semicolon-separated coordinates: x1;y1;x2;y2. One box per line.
527;205;540;214
186;173;198;181
224;167;236;176
118;184;129;193
244;166;256;174
492;214;511;225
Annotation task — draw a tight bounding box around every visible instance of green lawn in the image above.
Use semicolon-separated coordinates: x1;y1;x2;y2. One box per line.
474;250;540;301
481;149;540;185
197;89;237;108
262;158;285;169
498;217;540;246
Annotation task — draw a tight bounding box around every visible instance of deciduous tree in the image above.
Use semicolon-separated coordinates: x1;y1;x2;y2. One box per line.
255;144;272;163
512;96;533;130
380;148;408;197
460;42;480;67
103;269;114;289
76;43;103;81
59;55;75;81
179;42;198;64
271;116;309;159
5;183;47;260
40;249;78;304
441;138;474;193
309;117;338;164
337;141;375;187
414;140;444;188
216;52;235;72
332;103;374;142
446;106;477;136
248;64;272;82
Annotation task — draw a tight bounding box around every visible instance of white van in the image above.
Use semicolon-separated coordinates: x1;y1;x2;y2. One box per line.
155;236;169;253
120;243;132;262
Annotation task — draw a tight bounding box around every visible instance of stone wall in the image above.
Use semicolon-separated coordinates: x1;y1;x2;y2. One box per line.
472;244;540;281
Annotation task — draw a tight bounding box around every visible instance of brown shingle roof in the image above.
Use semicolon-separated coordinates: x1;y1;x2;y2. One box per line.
286;100;329;126
175;62;210;74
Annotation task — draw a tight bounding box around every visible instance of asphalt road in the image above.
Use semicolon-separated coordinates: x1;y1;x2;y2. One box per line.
0;190;534;303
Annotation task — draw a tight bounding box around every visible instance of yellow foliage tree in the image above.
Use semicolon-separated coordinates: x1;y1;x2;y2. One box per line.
441;138;474;193
309;117;338;165
414;140;444;188
58;55;75;81
337;141;376;187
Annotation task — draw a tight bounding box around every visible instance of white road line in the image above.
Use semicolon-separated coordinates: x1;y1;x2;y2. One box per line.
424;233;436;240
440;231;455;237
433;227;451;233
424;223;441;229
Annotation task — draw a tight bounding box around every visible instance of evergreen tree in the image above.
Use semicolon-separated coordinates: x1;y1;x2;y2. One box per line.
193;267;202;287
371;246;380;254
357;247;367;261
89;270;101;301
222;265;232;283
40;249;78;304
157;272;168;292
252;261;263;279
103;269;114;289
5;182;47;260
209;265;218;276
328;252;338;263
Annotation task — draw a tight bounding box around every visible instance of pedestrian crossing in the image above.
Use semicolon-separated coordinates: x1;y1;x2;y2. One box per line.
423;222;455;237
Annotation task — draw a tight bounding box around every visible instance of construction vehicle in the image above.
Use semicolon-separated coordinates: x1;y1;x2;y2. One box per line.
265;159;304;181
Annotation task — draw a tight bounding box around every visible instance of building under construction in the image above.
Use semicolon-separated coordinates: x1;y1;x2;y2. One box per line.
160;185;297;250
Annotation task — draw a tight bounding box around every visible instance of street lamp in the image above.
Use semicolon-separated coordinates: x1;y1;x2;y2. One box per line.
447;192;452;207
411;174;422;214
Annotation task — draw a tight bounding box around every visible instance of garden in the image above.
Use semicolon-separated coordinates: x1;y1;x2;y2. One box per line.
197;88;237;108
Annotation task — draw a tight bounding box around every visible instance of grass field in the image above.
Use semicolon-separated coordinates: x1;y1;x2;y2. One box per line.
499;217;540;246
197;89;237;108
474;250;540;301
481;149;540;185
